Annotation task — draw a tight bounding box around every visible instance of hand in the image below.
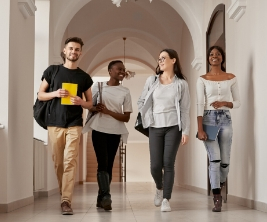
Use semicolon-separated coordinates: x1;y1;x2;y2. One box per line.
210;101;225;109
181;135;189;145
197;130;207;141
95;103;110;115
70;96;83;105
55;89;69;98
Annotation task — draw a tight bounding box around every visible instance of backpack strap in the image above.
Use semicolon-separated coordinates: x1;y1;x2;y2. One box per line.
98;82;103;103
49;65;59;91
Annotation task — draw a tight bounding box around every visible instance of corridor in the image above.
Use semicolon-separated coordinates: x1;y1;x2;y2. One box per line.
1;183;267;222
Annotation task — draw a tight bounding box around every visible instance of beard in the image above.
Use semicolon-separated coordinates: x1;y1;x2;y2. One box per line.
66;54;79;62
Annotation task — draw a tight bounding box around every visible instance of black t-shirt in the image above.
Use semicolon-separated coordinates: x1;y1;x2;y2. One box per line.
42;65;93;128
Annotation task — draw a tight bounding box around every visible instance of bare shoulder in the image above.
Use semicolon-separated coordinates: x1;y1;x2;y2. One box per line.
199;74;208;79
227;73;236;80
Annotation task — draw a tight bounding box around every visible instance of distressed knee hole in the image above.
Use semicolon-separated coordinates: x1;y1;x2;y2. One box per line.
221;163;229;168
210;160;221;163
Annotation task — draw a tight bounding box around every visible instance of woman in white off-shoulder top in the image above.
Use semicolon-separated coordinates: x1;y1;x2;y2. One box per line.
196;46;240;212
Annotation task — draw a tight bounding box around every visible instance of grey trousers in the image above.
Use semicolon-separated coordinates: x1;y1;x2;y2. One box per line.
149;125;182;199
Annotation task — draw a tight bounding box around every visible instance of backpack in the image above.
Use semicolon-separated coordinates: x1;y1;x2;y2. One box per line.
33;65;59;129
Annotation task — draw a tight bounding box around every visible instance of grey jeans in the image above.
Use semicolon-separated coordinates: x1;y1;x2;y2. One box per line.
149;125;182;199
202;110;233;190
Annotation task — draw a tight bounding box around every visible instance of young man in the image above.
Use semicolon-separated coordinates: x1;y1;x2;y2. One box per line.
38;37;93;215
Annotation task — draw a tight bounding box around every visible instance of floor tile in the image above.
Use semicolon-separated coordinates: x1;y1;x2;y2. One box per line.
0;183;267;222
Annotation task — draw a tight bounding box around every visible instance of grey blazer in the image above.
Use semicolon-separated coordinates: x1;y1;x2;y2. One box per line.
137;75;190;135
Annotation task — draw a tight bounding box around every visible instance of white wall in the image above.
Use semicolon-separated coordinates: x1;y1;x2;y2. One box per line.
7;0;35;203
0;0;35;208
123;72;153;182
223;0;267;204
34;0;50;143
175;22;207;190
0;0;11;204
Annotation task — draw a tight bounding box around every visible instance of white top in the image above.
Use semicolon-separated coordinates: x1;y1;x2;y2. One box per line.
137;75;190;135
196;77;241;116
83;81;133;143
151;82;178;127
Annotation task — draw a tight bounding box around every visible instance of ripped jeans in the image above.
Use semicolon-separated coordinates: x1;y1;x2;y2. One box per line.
202;110;233;189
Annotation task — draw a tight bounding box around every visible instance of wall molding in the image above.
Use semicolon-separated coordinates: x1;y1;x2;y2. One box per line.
33;187;59;199
191;56;203;71
228;195;267;213
0;195;34;213
227;0;247;22
18;0;37;19
178;184;267;213
177;183;207;195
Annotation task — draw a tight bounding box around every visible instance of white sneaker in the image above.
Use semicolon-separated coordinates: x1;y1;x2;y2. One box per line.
161;198;171;212
154;189;163;207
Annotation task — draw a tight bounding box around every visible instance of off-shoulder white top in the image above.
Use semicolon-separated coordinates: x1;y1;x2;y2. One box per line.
196;77;241;116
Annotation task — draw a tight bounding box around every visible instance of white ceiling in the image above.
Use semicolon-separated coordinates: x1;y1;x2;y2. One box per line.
59;0;187;74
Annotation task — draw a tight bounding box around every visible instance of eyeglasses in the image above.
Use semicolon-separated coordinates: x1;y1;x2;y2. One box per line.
157;56;169;63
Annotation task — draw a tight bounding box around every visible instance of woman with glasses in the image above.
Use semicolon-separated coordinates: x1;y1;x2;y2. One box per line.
196;46;240;212
137;49;190;212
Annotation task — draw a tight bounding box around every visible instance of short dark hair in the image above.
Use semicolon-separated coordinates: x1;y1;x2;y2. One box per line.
108;60;123;71
156;49;186;80
207;46;226;72
64;37;84;49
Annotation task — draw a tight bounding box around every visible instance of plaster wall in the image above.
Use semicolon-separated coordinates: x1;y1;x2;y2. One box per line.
0;0;11;204
0;0;35;205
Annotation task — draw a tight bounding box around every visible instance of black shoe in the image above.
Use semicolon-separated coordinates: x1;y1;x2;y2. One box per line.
96;195;103;208
97;171;112;211
101;195;112;211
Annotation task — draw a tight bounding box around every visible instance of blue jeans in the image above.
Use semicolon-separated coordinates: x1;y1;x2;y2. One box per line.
202;110;233;190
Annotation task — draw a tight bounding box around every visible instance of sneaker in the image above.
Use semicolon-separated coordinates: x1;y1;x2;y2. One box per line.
161;198;171;212
154;189;163;207
61;201;73;215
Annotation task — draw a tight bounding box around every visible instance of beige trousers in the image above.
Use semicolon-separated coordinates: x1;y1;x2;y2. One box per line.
48;126;82;204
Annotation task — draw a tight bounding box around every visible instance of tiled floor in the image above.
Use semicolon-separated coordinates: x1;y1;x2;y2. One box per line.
1;182;267;222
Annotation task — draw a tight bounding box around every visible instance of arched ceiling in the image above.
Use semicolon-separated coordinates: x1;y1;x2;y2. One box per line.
50;0;203;73
92;59;155;77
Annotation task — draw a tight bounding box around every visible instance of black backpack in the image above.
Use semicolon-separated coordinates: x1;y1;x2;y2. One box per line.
33;65;59;129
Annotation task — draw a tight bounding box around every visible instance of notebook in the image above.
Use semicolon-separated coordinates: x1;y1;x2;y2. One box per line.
61;83;78;105
196;125;220;141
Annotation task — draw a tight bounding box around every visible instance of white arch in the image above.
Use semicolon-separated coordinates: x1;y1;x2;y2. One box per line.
53;0;203;69
162;0;203;69
81;37;157;74
78;28;166;71
90;58;155;77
